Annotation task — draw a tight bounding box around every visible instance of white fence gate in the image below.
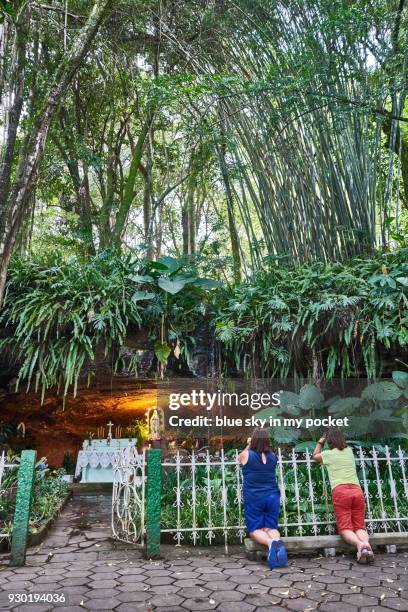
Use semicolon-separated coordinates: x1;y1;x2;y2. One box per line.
111;446;145;544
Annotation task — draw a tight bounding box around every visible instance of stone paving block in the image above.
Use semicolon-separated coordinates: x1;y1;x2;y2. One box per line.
364;586;401;598
35;575;63;584
382;599;408;611
236;583;269;595
268;587;302;599
117;575;147;585
115;605;152;612
314;574;346;585
179;588;212;598
189;560;215;567
62;570;90;579
171;571;200;579
57;585;89;597
252;607;287;612
149;594;184;607
85;588;120;599
362;564;386;574
347;575;381;587
211;590;244;603
202;580;236;591
52;607;85;612
173;579;204;588
196;567;224;575
342;593;380;607
87;579;119;589
325;583;360;595
59;576;90;586
285;597;320;611
181;597;218;610
229;574;260;584
64;595;91;607
244;593;282;606
3;581;34;590
215;603;255;612
90;565;121;574
143;568;172;577
319;602;358;612
118;567;146;576
150;583;181;594
154;608;188;612
116;590;152;603
259;577;292;588
287;572;317;582
222;568;249;576
383;575;405;583
117;582;150;592
84;597;121;610
145;575;174;585
307;590;340;604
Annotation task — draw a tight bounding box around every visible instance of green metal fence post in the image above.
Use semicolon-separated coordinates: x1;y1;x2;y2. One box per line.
10;450;37;567
146;448;162;558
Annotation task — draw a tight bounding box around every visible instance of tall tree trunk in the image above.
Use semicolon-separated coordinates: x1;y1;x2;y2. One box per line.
139;147;154;260
217;104;242;283
111;116;152;249
0;3;29;218
0;0;112;304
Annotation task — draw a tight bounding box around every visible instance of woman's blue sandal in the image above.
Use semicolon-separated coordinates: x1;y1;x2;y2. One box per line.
267;543;278;569
273;540;287;568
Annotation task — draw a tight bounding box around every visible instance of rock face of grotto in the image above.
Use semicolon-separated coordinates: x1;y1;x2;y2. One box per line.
0;325;215;466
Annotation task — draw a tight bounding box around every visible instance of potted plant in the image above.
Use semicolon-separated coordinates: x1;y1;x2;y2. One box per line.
124;419;149;451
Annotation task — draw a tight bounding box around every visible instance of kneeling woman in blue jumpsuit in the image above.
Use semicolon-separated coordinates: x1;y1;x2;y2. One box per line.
239;428;287;569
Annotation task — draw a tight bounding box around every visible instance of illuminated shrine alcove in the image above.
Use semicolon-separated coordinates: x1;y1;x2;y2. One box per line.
0;377;158;467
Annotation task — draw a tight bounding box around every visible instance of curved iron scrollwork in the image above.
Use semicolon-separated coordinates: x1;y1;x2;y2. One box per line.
111;445;145;544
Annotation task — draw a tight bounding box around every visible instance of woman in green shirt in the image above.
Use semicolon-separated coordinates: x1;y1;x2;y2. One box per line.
313;427;374;564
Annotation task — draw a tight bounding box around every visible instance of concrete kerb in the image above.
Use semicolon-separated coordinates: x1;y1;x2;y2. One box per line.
245;532;408;559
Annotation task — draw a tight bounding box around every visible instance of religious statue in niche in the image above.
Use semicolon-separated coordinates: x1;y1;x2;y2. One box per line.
148;407;164;440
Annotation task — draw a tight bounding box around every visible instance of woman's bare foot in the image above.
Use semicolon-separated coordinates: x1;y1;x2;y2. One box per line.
357;543;374;564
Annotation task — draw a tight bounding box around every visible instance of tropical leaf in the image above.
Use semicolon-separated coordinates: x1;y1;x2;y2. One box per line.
157;276;187;294
131;291;155;302
361;382;402;402
154;341;171;365
299;384;324;411
392;371;408;390
328;397;361;416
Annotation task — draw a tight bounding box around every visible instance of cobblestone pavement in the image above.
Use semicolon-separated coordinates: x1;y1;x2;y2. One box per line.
0;493;407;611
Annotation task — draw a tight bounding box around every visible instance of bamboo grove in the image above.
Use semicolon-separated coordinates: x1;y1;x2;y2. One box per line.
0;0;408;395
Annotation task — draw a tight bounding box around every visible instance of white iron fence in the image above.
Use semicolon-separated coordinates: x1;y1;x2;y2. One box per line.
161;446;408;548
0;451;19;541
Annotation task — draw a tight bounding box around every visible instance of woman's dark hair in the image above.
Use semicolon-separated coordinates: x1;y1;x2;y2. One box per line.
250;428;271;453
326;427;347;451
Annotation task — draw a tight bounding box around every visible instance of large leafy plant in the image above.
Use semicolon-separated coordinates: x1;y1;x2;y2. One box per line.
253;374;408;444
214;248;408;379
0;252;221;398
129;255;221;377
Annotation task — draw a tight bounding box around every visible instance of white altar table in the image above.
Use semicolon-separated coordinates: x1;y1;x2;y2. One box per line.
75;439;138;483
